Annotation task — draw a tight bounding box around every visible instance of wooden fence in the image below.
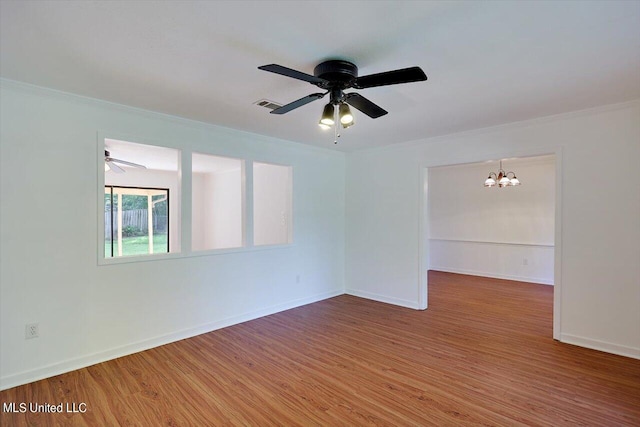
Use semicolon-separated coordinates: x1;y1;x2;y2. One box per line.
105;209;167;237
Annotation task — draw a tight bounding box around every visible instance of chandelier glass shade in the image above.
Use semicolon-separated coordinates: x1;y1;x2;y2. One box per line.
484;160;521;188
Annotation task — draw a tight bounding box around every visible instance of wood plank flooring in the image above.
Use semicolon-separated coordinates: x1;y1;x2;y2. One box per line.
2;271;639;426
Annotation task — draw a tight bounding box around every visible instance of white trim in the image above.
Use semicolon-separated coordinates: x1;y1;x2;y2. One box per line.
0;78;345;157
97;133;106;262
97;242;299;266
429;267;554;286
96;133;301;266
553;149;563;340
560;334;640;360
0;290;343;391
346;289;421;310
243;160;253;248
180;147;191;255
4;77;637;156
358;98;640;154
418;166;428;310
428;238;554;248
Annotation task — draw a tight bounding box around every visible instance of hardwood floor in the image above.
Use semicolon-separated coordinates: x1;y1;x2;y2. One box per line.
2;271;639;426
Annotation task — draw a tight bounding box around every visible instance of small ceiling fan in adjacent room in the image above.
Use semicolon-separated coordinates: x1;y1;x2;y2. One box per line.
104;150;146;173
258;59;427;142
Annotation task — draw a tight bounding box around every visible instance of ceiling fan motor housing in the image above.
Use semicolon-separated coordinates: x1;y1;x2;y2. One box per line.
314;60;358;90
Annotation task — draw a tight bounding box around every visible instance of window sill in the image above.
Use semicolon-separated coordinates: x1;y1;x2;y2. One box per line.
97;243;296;266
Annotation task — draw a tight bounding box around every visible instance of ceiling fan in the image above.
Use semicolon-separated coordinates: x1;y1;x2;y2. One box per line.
104;150;146;173
258;59;427;131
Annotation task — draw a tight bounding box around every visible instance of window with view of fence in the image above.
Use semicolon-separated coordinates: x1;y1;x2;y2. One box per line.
104;209;168;238
104;186;169;257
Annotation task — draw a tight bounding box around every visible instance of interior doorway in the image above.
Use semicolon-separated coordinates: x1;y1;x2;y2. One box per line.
420;152;562;339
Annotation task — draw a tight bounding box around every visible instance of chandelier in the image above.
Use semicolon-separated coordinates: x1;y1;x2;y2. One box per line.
484;160;521;188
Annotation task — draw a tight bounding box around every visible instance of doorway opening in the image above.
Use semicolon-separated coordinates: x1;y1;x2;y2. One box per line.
420;153;561;339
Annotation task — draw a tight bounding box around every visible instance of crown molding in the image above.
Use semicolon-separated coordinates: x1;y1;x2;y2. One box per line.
353;98;640;155
0;78;345;158
3;77;638;157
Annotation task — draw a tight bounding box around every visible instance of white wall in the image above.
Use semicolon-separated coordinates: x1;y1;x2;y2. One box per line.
192;168;243;251
428;240;555;285
0;80;346;389
253;163;292;246
428;156;555;284
346;101;640;358
210;168;243;249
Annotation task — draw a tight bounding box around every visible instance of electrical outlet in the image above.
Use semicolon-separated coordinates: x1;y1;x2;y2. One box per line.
523;258;529;266
296;274;300;284
25;323;39;339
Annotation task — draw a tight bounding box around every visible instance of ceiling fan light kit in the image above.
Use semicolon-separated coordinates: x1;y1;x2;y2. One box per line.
339;103;353;125
319;103;335;126
258;59;427;144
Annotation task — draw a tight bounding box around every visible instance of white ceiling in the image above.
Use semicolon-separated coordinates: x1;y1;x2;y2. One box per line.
105;138;179;171
106;138;243;172
1;1;639;152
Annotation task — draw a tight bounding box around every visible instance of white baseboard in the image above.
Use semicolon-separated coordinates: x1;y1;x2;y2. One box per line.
345;289;420;310
429;266;554;285
560;333;640;360
0;290;343;391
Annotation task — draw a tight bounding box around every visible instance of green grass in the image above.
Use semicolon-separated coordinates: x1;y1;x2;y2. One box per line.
105;233;168;257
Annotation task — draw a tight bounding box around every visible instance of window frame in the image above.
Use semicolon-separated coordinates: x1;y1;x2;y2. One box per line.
104;185;170;258
97;133;295;266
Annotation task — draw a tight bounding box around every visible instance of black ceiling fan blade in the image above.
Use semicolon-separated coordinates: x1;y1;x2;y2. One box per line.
353;66;427;89
258;64;328;85
345;93;388;118
270;93;325;115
